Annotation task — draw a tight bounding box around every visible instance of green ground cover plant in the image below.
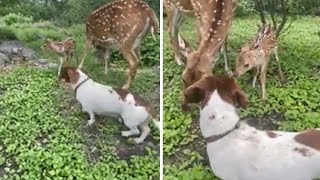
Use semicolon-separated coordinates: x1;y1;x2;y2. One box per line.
0;19;160;179
163;16;320;179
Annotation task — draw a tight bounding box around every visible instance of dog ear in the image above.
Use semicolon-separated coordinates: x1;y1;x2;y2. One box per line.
183;76;214;103
184;86;206;103
233;89;248;109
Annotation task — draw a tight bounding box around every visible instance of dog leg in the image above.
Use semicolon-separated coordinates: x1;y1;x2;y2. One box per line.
121;127;140;137
87;111;96;126
134;125;150;144
121;48;139;89
252;66;260;88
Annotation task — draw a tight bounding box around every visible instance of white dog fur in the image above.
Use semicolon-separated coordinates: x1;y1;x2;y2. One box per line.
183;76;320;180
59;66;160;143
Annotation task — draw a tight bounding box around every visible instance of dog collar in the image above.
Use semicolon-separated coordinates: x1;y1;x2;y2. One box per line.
206;122;240;143
74;77;90;95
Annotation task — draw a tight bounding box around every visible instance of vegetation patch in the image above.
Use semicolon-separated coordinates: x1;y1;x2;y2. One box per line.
0;14;160;179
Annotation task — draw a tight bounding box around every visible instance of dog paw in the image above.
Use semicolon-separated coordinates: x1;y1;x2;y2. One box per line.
133;138;143;144
121;131;131;137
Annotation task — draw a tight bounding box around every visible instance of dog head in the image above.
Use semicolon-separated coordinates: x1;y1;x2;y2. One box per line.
182;75;248;110
58;66;80;84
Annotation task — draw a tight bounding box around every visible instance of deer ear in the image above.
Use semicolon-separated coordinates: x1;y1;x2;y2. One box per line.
178;34;186;49
233;89;248;109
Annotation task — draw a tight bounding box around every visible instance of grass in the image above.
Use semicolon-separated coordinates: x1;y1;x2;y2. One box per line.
163;16;320;179
0;20;160;179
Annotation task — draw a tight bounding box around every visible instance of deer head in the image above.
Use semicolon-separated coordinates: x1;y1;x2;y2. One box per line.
41;38;53;50
182;0;236;88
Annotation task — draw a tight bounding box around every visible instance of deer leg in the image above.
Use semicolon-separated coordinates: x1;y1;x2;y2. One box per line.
78;38;92;69
68;52;75;65
134;44;141;60
274;47;284;82
104;48;111;74
260;63;269;100
121;49;139;89
57;57;64;76
252;66;260;88
96;47;111;74
168;8;184;65
222;42;232;76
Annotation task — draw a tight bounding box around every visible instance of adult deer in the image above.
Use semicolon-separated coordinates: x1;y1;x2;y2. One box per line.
179;0;237;110
78;0;159;90
164;0;231;73
233;0;291;100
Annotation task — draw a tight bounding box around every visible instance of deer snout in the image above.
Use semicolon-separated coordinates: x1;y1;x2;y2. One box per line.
233;71;239;77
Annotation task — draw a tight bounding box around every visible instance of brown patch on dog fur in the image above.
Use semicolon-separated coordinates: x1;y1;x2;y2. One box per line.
183;75;249;110
114;88;130;101
294;129;320;151
113;88;157;118
59;66;80;84
293;147;312;157
266;131;278;138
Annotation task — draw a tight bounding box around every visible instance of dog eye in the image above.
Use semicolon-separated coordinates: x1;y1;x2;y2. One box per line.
209;114;215;120
244;64;249;68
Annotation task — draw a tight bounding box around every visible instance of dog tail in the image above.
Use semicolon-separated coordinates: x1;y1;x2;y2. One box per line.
151;118;160;129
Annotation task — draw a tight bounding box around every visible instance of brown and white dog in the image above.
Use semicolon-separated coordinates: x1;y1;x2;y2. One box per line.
58;66;160;143
183;76;320;180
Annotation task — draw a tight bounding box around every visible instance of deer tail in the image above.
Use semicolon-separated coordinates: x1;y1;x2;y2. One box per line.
149;10;159;41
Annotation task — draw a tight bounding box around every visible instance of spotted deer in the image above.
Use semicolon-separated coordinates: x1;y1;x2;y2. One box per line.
42;38;77;63
180;0;237;110
233;24;284;100
78;0;159;90
164;0;231;71
42;37;77;75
